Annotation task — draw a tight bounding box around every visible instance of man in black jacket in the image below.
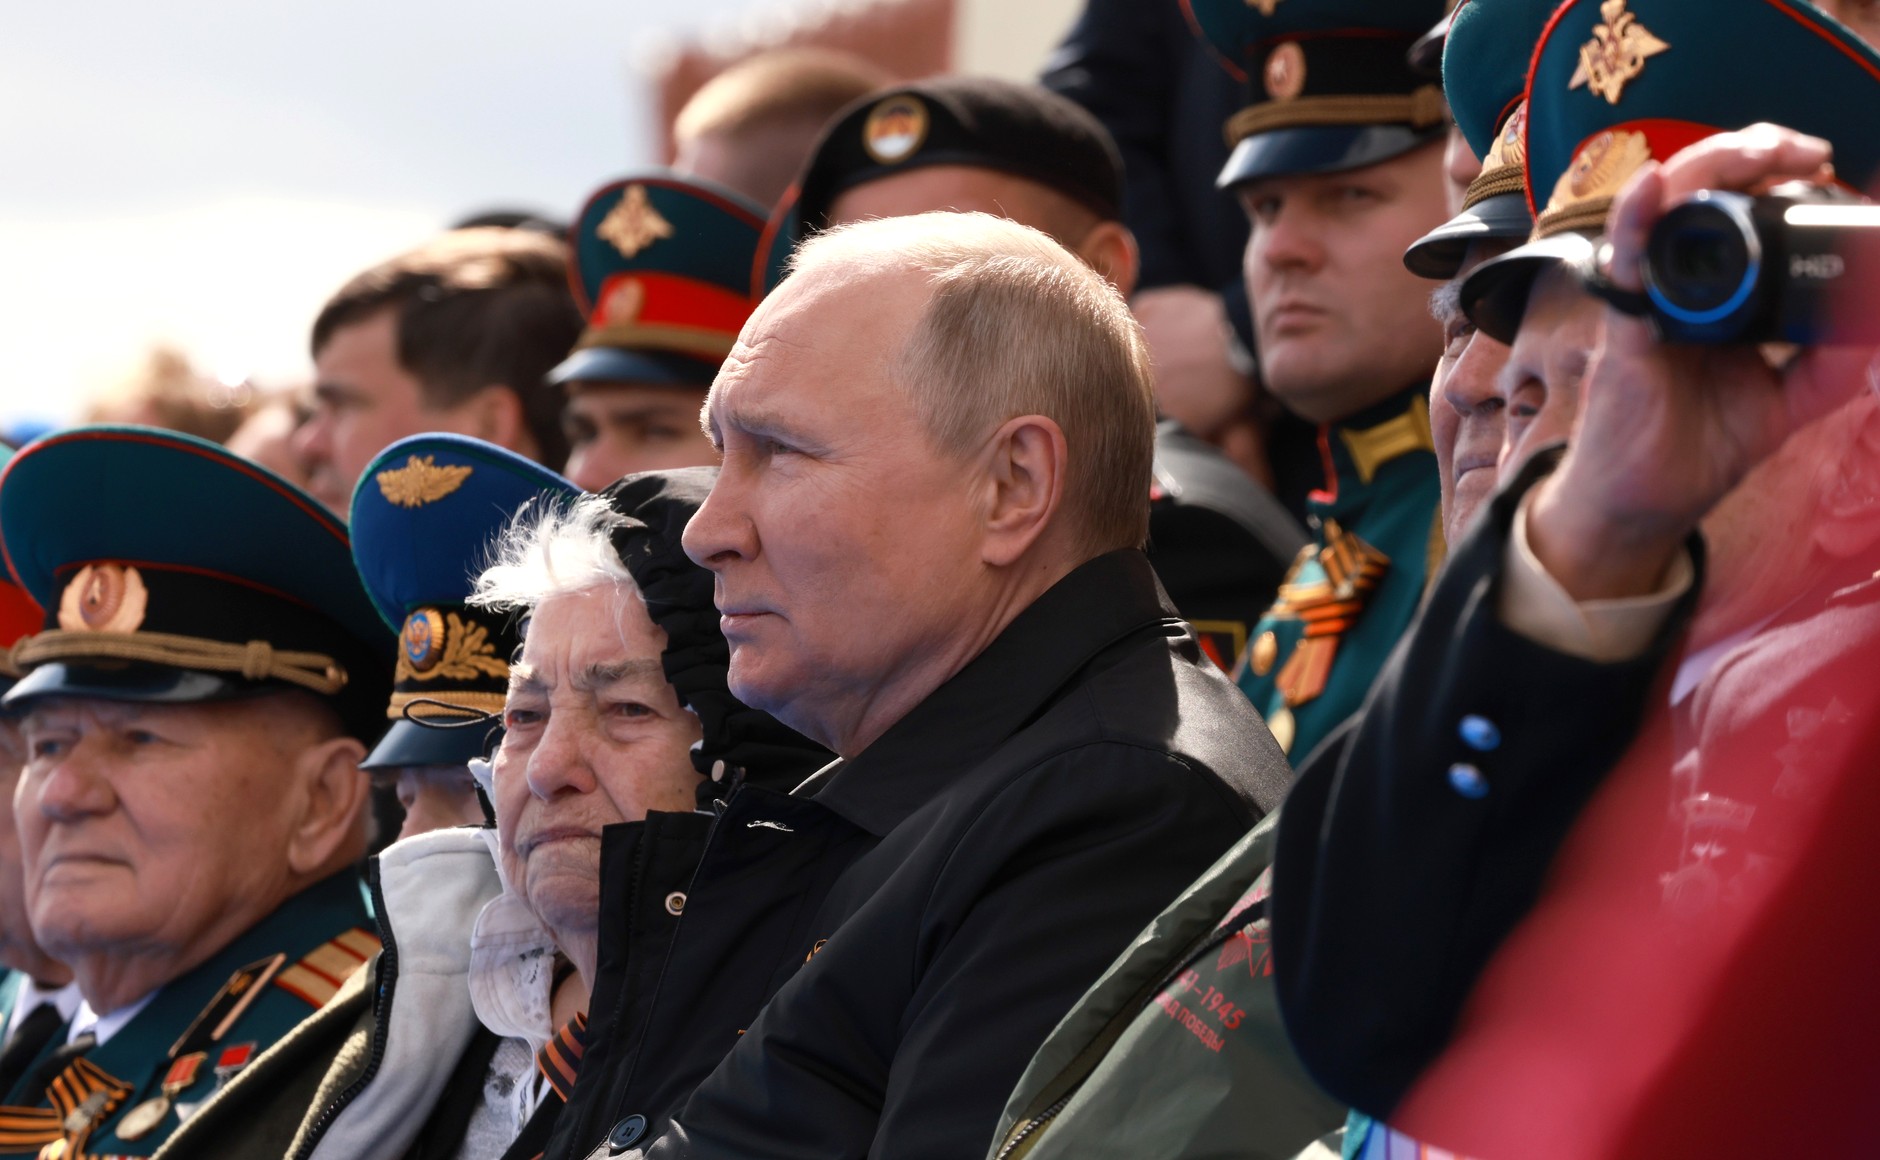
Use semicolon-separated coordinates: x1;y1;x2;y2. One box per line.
546;212;1290;1160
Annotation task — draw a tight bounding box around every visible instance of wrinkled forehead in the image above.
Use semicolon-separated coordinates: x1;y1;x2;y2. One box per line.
517;584;662;670
709;264;931;416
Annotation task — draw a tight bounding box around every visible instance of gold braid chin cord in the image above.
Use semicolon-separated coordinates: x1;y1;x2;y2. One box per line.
1224;84;1449;147
11;631;349;694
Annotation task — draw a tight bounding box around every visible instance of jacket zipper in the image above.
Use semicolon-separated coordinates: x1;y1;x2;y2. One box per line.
993;1089;1074;1160
586;800;723;1155
991;899;1271;1160
288;863;401;1160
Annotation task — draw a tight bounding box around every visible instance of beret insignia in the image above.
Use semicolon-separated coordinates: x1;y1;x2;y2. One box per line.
1246;0;1284;14
376;455;473;509
598;184;676;259
862;96;929;165
1569;0;1669;105
58;564;148;633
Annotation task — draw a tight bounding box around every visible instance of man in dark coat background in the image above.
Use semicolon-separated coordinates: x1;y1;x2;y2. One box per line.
546;210;1290;1160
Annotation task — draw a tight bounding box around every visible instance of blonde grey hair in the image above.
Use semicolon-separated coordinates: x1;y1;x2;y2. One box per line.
470;493;637;614
785;211;1157;552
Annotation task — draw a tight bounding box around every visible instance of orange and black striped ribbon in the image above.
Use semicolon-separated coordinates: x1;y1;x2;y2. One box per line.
534;1014;587;1103
0;1054;135;1156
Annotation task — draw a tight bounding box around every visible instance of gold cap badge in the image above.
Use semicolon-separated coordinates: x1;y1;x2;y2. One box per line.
376;455;472;509
597;184;675;260
58;564;148;633
1263;42;1307;102
862;96;929;165
1569;0;1669;106
401;609;445;673
1536;127;1654;236
1245;0;1284;14
596;277;646;328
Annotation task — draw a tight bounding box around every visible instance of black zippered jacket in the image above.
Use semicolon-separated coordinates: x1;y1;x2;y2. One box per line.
545;549;1293;1160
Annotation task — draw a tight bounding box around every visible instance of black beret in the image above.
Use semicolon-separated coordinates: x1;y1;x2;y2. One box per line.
599;467;834;805
792;75;1125;234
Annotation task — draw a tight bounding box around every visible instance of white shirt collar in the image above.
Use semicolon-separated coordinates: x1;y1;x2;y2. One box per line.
5;979;81;1043
67;990;156;1047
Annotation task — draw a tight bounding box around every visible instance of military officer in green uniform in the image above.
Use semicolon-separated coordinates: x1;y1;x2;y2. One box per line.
1187;0;1452;759
0;426;394;1159
549;174;768;493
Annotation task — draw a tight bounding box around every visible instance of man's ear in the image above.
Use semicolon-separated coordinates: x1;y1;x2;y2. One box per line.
452;385;536;460
1076;221;1140;299
979;415;1069;568
285;735;371;878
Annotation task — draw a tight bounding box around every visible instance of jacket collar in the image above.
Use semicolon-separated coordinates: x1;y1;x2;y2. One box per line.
804;549;1178;837
1308;384;1434;515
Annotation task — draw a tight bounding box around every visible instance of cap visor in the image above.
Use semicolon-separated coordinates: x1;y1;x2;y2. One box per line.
548;346;720;388
1460;232;1599;345
361;717;497;771
1219;124;1446;188
1409;14;1453;78
3;662;256;709
1404;193;1536;279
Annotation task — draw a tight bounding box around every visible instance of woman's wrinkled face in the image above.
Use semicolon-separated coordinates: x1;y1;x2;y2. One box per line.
491;584;702;944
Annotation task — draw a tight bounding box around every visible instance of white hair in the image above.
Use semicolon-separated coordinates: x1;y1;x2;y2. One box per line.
470;493;637;614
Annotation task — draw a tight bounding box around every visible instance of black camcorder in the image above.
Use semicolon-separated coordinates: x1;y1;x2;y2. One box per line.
1631;183;1880;345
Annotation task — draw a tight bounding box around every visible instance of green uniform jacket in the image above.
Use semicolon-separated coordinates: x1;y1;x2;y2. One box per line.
0;872;376;1159
988;814;1345;1160
1236;387;1441;763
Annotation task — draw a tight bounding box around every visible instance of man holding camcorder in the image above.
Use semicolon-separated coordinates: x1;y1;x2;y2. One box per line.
1270;1;1880;1155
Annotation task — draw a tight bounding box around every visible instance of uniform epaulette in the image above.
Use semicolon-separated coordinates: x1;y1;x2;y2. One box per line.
273;928;380;1009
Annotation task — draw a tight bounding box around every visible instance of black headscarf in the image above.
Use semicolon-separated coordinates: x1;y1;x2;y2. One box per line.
599;467;834;806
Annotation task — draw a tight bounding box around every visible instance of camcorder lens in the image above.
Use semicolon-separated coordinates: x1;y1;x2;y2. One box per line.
1649;202;1754;315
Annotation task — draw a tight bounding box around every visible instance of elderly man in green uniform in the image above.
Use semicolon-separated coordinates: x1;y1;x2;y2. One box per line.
1186;0;1451;758
549;175;769;493
0;558;78;1099
0;427;393;1159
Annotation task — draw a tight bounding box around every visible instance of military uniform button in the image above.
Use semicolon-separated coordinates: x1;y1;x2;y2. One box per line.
664;891;686;916
1448;762;1488;799
1458;715;1501;752
608;1114;649;1153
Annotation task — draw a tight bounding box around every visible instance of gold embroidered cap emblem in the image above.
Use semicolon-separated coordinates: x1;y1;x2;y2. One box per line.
394;610;506;684
1569;0;1669;105
1245;0;1284;14
58;564;148;633
376;455;472;509
1552;128;1654;208
1486;103;1529;171
401;608;446;673
1264;42;1306;102
597;184;675;259
862;96;929;165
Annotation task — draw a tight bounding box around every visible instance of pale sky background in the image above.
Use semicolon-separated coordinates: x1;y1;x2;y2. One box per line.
0;0;786;430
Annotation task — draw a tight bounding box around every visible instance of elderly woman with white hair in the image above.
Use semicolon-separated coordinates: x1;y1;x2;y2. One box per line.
285;467;831;1160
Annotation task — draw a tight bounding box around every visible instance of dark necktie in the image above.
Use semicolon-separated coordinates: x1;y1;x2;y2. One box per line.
12;1029;93;1109
0;1004;70;1104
